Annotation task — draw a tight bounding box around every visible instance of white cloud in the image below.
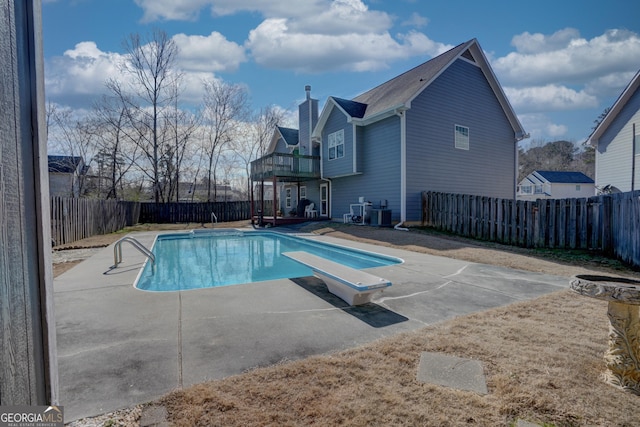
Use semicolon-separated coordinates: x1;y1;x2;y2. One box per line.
134;0;212;22
510;28;581;54
134;0;445;72
584;70;639;98
401;12;429;28
46;40;229;109
247;18;450;73
134;0;323;22
286;0;392;35
173;32;247;72
518;113;569;142
46;42;125;101
495;28;640;87
505;85;598;113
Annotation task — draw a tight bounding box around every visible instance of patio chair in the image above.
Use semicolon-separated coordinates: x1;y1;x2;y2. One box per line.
304;202;318;218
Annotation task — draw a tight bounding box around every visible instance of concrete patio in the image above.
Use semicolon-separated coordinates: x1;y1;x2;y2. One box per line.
53;229;569;421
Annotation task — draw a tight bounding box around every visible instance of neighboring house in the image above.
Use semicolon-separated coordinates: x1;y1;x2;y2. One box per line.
48;155;86;197
517;170;595;201
251;39;526;226
587;69;640;193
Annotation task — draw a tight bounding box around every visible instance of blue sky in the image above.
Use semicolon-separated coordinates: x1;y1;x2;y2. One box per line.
42;0;640;146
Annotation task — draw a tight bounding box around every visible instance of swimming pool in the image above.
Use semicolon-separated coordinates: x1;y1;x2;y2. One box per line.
134;230;403;291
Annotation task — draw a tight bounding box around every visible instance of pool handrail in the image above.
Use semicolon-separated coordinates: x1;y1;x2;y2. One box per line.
113;236;155;267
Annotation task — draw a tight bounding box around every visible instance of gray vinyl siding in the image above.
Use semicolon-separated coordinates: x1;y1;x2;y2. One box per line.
330;116;402;221
596;88;640;192
279;181;321;212
405;58;516;220
322;108;354;177
274;137;290;153
298;98;318;155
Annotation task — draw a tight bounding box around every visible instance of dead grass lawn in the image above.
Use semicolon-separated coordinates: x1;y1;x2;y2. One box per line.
160;289;639;426
56;221;640;426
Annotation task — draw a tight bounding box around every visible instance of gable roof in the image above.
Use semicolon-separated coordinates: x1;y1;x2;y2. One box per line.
267;126;299;153
277;126;299;146
530;170;594;184
313;39;526;140
332;97;367;118
587;69;640;146
48;155;84;174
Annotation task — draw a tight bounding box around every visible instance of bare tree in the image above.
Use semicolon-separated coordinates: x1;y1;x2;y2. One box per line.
47;104;96;197
232;105;285;197
201;79;249;202
116;29;180;203
162;80;200;202
88;94;141;199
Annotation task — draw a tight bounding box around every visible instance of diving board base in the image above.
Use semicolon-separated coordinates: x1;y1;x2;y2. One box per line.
283;251;391;306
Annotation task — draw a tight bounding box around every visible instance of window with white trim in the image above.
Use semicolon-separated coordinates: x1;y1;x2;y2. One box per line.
454;125;469;150
299;186;307;200
328;129;344;160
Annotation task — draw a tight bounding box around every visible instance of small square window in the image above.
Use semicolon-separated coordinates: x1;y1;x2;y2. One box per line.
455;125;469;150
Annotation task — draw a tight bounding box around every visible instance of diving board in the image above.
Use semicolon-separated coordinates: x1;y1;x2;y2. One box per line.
283;251;391;305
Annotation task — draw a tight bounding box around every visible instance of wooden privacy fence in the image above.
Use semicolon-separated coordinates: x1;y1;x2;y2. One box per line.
422;191;640;268
139;200;272;224
50;197;140;246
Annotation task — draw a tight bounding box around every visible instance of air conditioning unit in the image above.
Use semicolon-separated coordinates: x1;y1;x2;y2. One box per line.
370;209;392;227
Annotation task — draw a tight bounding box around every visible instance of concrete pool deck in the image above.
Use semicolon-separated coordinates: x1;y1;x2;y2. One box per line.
54;228;569;421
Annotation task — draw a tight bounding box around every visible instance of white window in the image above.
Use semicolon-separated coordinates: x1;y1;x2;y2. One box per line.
328;129;344;160
534;185;543;194
454;125;469;150
299;186;307;200
520;185;532;194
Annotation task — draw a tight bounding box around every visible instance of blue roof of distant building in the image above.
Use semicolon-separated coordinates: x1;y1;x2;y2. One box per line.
535;170;594;184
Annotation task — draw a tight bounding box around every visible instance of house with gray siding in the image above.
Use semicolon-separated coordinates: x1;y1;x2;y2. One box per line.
251;39;526;227
587;69;640;193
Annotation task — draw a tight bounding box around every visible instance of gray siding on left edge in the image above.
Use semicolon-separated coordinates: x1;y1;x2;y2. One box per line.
405;58;516;221
330;115;402;221
595;87;640;192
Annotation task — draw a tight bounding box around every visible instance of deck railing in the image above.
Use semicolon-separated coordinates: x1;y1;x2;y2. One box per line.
251;152;320;181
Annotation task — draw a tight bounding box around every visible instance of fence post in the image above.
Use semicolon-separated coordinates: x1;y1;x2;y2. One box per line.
602;195;613;255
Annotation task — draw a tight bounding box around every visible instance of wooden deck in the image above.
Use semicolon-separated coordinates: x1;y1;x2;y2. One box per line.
251;215;326;227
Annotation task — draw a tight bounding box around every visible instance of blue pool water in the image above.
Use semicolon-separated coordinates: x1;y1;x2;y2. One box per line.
135;230;402;291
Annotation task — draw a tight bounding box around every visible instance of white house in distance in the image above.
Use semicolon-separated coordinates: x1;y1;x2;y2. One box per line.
517;170;595;201
48;155;86;197
587;69;640;193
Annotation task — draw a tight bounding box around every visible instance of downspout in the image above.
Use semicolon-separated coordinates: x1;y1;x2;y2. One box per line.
352;123;357;174
632;123;636;192
394;109;408;231
318;134;332;217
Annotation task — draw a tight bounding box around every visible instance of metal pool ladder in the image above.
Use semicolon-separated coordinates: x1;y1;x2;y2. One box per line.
113;236;155;267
